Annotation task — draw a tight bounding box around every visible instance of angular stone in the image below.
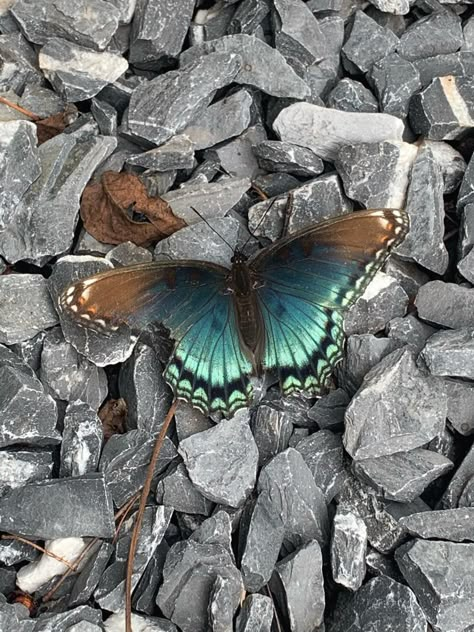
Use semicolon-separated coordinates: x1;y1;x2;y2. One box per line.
90;98;117;135
398;10;463;62
214;124;266;179
445;379;474;436
416;281;474;329
410;76;474;141
344;348;447;460
0;131;116;265
458;157;474;213
399;508;474;542
459;477;474;508
274;102;404;161
370;52;421;119
129;0;195;69
258;448;329;549
11;0;120;50
133;540;169;615
0;31;42;93
354;448;453;502
458;249;474;284
307;388;350;430
250;403;293;467
0;473;114;539
104;612;177;631
365;546;404;582
366;0;409;15
421;328;474;380
178;414;258;508
128;52;241;145
342;10;398;74
235;594;274;632
33;605;103;631
0;344;59;448
156;463;214;516
254;140;324;177
396;539;474;632
331;509;367;591
20;84;66;118
396;146;448;274
105;242;152;267
126;135;195;171
269;540;324;631
327;78;379;113
69;541;114;607
0;450;53;496
189;3;235;44
328;576;427;632
180;34;309;99
99;429;177;507
387;314;436;354
440;443;474;509
413;51;474;90
60;402;103;477
423;140;466;194
0;597;35;632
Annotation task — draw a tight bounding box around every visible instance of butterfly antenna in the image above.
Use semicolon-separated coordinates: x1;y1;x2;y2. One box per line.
241;195;280;252
189;206;235;254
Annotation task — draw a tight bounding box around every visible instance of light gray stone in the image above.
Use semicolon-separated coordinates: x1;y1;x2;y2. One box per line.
331;510;367;591
421;328;474;380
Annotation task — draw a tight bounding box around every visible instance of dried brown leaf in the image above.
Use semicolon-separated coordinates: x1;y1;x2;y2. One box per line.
99;398;128;441
35;105;77;144
80;171;186;246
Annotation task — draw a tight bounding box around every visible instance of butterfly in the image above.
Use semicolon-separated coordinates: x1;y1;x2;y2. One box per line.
59;209;408;417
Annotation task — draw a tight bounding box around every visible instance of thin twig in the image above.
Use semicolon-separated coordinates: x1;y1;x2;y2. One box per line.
251;183;269;200
113;492;141;545
1;535;78;571
0;95;41;120
125;400;178;632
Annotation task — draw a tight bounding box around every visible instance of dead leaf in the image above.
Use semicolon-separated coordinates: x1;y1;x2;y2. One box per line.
99;398;128;441
35;105;78;144
80;171;186;246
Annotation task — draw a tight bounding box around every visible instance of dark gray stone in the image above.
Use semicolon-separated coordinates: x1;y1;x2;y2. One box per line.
213;124;266;179
99;429;177;507
416;281;474;329
445;379;474;436
274;102;404;161
370;52;421;119
133;540;169;615
0;450;53;496
33;605;102;632
423;140;466;195
253;140;324;177
0;32;42;94
209;574;239;632
189;3;235;44
0;598;36;632
354;448;453;502
384;257;430;302
258;448;329;549
129;0;195;69
0;539;38;566
175;402;213;442
178;413;258;508
459;477;474;508
458;159;474;213
421;328;474;380
342;10;398;74
399;508;474;542
396;539;474;632
331;509;367;591
19;85;66;118
269;540;324;631
413;51;474;90
68;541;114;607
327;576;427;632
126;135;195;171
251;172;300;198
0;344;59;448
344;348;447;460
90;98;117;136
365;546;404;582
180;34;309;99
398;10;463;62
11;0;120;50
366;0;409;15
387;314;436;354
294;429;347;502
128;52;241;145
439;443;474;509
0;274;58;344
327;78;379;113
235;594;274;632
0;473;114;539
396;146;448;274
250;403;293;467
60;401;103;477
156;463;214;516
228;0;271;35
40;327;107;409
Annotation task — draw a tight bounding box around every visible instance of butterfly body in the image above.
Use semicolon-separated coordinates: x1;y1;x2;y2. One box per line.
59;209;409;417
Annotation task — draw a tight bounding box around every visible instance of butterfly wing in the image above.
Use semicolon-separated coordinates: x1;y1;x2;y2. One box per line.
59;262;253;416
250;209;409;396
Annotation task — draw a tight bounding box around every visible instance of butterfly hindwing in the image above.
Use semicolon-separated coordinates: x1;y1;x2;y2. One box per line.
59;261;253;416
251;209;409;395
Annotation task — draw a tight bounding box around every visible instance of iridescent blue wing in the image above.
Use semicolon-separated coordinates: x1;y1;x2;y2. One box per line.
59;262;253;416
250;209;409;396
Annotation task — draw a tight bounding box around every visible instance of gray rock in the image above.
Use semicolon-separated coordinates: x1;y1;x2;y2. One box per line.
250;403;293;467
384;257;430;302
410;76;474;141
228;0;270;35
423;140;466;195
0;31;43;94
399;508;474;542
60;401;103;477
184;88;253;150
458;249;474;284
40;327;107;409
365;546;404;582
68;541;114;607
307;388;350;430
354;448;453;502
99;429;177;507
90;98;117;135
34;605;102;631
445;379;474;436
209;574;240;632
129;0;195;69
104;612;177;631
458;158;474;213
421;328;474;380
253;140;324;177
156;463;214;516
459;477;474;508
345;272;409;336
189;2;235;44
269;540;324;631
398;10;463;62
396;539;474;632
128;52;241;145
0;274;58;344
416;281;474;329
327;576;427;632
251;172;300;198
0;120;40;231
0;131;116;265
370;52;421;119
214;124;266;179
387;314;436;354
396;146;448;275
274;102;404;161
235;594;274;632
258;448;329;549
175;402;213;442
0;597;34;632
180;34;309;99
0;450;53;496
11;0;120;50
344;348;447;460
105;241;153;267
178;414;258;508
0;539;38;566
0;344;60;448
331;509;367;591
126;135;195;171
118;340;172;435
327;78;379;113
366;0;409;14
439;443;474;509
19;84;66;118
294;430;347;502
39;38;128;102
0;473;114;539
342;10;399;74
133;541;169;615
